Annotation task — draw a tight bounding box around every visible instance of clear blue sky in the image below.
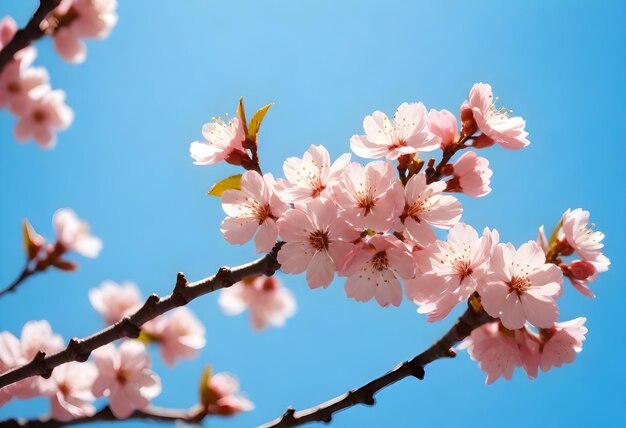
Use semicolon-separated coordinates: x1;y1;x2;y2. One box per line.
1;1;625;427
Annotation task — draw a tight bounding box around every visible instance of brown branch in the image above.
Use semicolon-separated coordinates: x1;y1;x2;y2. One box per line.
0;404;207;427
0;266;35;299
0;0;61;74
0;242;284;390
259;301;494;428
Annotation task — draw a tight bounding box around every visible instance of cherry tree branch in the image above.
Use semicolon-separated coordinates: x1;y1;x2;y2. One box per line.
0;266;35;299
0;405;208;427
0;0;61;74
0;242;284;390
259;301;494;428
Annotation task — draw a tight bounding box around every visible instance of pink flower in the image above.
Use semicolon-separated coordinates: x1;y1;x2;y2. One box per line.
428;109;457;148
92;341;162;419
350;102;440;159
466;83;529;149
19;320;64;362
0;50;49;115
480;241;563;329
221;171;287;253
52;0;118;63
331;161;403;232
0;331;23;405
278;198;359;288
405;223;496;321
561;260;597;298
14;87;74;149
445;151;492;197
562;208;609;270
203;372;254;416
399;172;462;247
539;317;587;372
190;117;246;166
275;144;351;203
46;362;97;421
341;234;414;307
144;308;206;366
89;280;142;325
52;208;102;258
219;276;296;330
459;321;522;384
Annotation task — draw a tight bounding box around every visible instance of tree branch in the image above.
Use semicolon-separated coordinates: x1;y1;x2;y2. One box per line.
0;0;62;74
0;242;284;390
0;404;207;427
259;301;494;428
0;266;35;299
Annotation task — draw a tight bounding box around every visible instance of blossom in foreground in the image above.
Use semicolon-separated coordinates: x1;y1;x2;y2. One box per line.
428;108;457;148
89;280;142;325
0;51;49;115
465;83;529;150
444;151;492;197
52;0;119;63
342;234;414;307
278;198;359;288
332;161;403;232
561;208;609;271
350;102;440;159
221;171;287;253
92;341;162;418
13;88;74;149
406;223;495;321
190;117;247;166
399;172;462;247
202;372;254;416
219;275;296;330
144;308;206;366
479;241;562;329
275;144;351;203
53;208;102;257
539;317;587;371
45;362;97;421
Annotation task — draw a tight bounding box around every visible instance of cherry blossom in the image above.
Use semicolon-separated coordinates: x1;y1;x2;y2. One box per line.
466;83;529;150
341;234;414;307
275;144;351;203
45;361;97;421
221;171;287;253
0;50;49;115
539;317;587;372
350;102;440;159
13;87;74;149
202;372;254;416
428;109;457;148
562;208;609;270
190;117;247;166
399;172;462;247
444;151;493;197
0;332;24;405
331;161;403;232
144;308;206;366
89;280;142;325
561;260;598;298
52;0;118;64
278;198;359;288
219;275;296;330
53;208;102;258
92;341;162;419
405;223;495;321
479;241;563;329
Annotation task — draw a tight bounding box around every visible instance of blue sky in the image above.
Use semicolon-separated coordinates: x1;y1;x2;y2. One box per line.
1;0;625;427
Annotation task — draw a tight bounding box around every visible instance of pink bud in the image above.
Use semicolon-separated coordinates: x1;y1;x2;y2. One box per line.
460;103;477;136
563;260;596;281
471;133;495;149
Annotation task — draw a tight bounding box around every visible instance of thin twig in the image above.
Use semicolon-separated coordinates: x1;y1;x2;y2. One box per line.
259;301;494;428
0;242;284;390
0;266;34;298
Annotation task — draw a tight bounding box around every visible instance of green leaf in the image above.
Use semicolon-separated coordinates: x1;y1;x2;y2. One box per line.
207;174;243;197
236;97;249;137
199;365;213;407
248;103;273;140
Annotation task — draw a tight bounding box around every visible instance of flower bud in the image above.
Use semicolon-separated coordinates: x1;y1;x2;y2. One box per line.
563;260;596;281
460;103;478;136
472;133;495;149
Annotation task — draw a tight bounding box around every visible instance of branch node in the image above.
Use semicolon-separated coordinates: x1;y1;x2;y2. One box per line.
216;266;233;284
120;316;141;339
360;393;376;406
282;406;295;421
175;272;188;289
322;413;332;423
411;366;425;380
145;293;160;306
32;351;53;379
67;337;91;362
448;349;457;358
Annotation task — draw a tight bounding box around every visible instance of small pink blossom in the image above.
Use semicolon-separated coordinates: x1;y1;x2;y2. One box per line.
19;320;64;362
405;223;496;321
144;308;206;366
53;208;102;258
466;83;529;150
0;50;49;115
480;241;563;329
428;109;457;148
0;331;23;405
445;151;492;197
278;198;358;288
350;102;440;160
399;172;462;247
341;234;414;307
221;171;287;253
275;144;351;203
52;0;118;64
92;341;162;419
219;276;296;331
539;317;587;372
89;280;142;325
46;362;97;421
331;161;403;232
190;117;246;166
203;372;254;416
562;208;609;271
14;87;74;149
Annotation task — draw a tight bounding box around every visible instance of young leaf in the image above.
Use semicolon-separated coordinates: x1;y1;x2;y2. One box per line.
236;97;249;137
199;365;214;407
248;103;273;140
208;174;243;197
